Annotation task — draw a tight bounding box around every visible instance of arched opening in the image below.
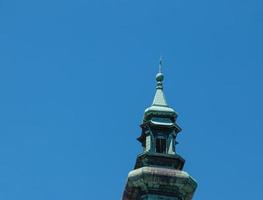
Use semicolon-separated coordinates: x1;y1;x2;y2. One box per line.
155;137;166;153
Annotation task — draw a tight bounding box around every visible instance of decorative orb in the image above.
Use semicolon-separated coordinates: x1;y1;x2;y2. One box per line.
156;72;164;82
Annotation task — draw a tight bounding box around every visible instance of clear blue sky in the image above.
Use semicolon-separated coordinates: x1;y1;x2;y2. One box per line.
0;0;263;199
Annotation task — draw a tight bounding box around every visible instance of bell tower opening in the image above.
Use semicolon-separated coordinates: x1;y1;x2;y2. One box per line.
155;137;166;153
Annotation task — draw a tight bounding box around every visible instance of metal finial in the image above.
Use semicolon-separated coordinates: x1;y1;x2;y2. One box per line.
156;57;164;84
159;56;163;73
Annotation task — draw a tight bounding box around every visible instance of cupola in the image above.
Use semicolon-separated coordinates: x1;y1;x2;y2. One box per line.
136;59;184;170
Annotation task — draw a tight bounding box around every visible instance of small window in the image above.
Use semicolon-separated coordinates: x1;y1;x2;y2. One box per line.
156;138;166;153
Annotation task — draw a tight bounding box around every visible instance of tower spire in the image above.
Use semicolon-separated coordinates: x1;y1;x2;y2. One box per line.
152;58;167;107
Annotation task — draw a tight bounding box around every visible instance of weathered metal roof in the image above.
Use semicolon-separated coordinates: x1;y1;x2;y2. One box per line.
144;71;177;118
152;82;168;106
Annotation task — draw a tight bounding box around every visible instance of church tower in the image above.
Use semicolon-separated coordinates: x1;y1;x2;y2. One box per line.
122;61;197;200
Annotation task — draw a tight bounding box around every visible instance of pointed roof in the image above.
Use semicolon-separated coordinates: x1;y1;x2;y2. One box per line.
144;60;177;119
152;72;168;107
152;88;168;106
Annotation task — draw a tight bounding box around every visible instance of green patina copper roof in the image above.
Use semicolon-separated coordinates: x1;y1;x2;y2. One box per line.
144;60;176;117
152;75;167;106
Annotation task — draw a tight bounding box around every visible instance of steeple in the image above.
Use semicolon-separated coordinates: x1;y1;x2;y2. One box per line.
139;60;181;157
122;59;197;200
143;60;178;128
153;60;167;106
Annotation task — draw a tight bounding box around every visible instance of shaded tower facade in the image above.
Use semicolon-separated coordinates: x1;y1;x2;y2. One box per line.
122;66;197;200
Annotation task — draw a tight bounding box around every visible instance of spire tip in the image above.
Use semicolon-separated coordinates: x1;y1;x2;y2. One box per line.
159;56;163;73
156;57;164;83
